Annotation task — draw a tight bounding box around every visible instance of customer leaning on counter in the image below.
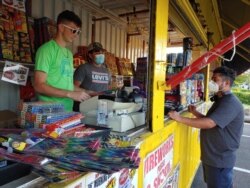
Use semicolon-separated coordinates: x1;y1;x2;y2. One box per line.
168;66;244;188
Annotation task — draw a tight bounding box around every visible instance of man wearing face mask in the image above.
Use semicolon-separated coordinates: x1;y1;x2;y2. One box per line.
168;66;244;188
73;42;111;111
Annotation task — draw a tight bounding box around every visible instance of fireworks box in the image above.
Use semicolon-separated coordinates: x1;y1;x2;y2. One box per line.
19;101;65;113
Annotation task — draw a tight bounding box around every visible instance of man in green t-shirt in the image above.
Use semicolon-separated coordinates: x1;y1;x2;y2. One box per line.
34;10;90;111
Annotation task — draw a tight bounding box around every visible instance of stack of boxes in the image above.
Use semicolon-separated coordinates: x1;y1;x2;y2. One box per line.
165;74;204;115
134;57;148;91
0;3;32;63
115;57;133;76
19;102;65;128
105;52;119;75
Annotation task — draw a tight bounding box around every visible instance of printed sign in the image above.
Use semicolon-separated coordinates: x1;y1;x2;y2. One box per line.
143;134;174;188
85;168;138;188
162;164;180;188
85;142;140;188
1;61;29;86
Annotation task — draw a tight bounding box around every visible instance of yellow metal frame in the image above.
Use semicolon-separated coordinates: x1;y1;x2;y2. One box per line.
137;0;202;187
49;0;204;187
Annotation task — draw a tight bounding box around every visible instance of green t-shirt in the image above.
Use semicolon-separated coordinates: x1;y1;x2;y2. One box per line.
35;40;74;111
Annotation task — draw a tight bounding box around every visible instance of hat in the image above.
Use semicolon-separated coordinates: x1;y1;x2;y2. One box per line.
87;42;103;52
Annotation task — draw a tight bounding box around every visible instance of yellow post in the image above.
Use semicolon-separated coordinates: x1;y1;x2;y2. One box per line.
151;0;169;132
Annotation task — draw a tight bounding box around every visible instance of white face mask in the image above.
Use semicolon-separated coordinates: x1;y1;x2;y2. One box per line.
208;80;219;94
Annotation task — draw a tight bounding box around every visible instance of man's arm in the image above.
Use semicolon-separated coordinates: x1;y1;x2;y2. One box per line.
168;111;216;129
73;80;99;96
34;71;90;101
73;80;84;92
188;105;205;118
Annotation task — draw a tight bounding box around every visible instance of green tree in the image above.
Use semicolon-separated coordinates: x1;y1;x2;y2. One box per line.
234;73;250;87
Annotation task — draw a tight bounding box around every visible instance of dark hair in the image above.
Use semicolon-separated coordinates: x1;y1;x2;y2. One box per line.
57;10;82;27
213;66;236;86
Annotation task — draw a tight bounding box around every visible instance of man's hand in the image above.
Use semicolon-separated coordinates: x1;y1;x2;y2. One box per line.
67;91;90;102
168;111;182;121
188;105;196;114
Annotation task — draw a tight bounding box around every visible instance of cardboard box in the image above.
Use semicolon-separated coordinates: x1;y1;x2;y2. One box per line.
0;110;18;128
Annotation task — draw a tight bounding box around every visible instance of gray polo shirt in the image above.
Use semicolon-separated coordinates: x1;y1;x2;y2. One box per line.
201;92;244;168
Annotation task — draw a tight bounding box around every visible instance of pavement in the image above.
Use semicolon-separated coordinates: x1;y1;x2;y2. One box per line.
244;108;250;123
191;122;250;188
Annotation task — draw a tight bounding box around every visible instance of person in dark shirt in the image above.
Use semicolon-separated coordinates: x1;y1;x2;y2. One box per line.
73;42;111;111
168;66;244;188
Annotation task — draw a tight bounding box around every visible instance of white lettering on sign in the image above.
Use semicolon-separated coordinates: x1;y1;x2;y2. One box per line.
92;71;109;84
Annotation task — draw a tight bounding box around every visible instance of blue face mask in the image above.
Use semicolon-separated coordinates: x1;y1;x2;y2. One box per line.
94;54;105;64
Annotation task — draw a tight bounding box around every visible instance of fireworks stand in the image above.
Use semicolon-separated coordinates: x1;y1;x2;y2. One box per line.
0;0;249;187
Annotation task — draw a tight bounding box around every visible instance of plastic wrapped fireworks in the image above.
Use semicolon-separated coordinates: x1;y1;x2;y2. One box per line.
0;102;140;183
0;126;140;182
19;101;65;128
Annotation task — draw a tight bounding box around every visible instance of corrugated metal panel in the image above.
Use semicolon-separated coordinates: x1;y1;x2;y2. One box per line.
127;36;146;63
100;21;106;46
110;25;116;55
31;0;147;58
43;0;54;18
31;0;93;52
106;23;112;52
0;0;148;111
0;74;20;112
120;30;126;58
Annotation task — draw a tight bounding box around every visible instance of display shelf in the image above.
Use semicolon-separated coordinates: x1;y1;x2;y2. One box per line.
167;22;250;88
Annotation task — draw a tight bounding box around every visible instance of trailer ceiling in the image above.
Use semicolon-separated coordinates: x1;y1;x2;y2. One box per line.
217;0;250;75
76;0;249;74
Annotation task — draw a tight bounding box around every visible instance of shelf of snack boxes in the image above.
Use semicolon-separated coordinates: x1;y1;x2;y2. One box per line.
164;73;205;117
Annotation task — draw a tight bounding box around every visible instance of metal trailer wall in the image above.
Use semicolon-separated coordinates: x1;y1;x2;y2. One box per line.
0;73;20;111
32;0;146;63
0;0;147;111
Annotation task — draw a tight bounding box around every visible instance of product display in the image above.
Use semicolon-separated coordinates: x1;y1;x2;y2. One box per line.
0;3;32;63
0;102;141;183
116;57;133;76
165;43;204;115
165;73;204;115
134;57;148;93
105;52;119;75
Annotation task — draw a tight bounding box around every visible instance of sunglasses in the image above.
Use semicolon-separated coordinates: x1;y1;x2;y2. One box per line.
62;24;81;35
